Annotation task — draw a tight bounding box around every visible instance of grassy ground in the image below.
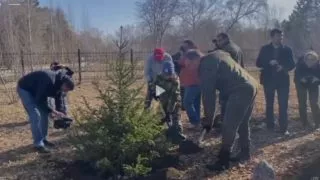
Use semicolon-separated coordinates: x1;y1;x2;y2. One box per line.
0;70;320;180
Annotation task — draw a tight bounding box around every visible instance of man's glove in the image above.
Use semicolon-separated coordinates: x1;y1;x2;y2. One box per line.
201;115;222;132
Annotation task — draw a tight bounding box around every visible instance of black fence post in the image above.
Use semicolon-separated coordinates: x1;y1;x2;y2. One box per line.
130;48;133;65
78;49;82;84
20;49;25;76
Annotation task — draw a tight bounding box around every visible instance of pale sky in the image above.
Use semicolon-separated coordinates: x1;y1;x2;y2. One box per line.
40;0;298;34
268;0;297;20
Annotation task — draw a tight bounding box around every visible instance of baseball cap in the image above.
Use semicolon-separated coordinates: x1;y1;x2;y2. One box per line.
154;48;165;61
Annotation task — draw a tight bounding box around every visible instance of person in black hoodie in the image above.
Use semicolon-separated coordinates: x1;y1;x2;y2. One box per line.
49;62;74;114
294;51;320;130
17;70;75;153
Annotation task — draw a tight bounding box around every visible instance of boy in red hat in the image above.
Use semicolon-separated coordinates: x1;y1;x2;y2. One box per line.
144;48;174;109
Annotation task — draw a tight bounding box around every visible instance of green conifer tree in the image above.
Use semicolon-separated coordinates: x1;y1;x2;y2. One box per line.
70;26;171;178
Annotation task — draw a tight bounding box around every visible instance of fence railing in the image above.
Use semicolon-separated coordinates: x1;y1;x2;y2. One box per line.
0;48;260;105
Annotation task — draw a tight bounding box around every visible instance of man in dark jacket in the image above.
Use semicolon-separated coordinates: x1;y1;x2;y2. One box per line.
214;33;245;127
49;62;74;114
197;50;258;172
17;70;75;153
256;29;295;135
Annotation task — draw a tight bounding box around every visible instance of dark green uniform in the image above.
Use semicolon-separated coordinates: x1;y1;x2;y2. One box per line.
152;74;186;144
217;41;244;124
199;50;258;171
219;41;244;68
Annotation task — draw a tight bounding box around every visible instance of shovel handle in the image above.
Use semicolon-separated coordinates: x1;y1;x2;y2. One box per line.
198;129;207;144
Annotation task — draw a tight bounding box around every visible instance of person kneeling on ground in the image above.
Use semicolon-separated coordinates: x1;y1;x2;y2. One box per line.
294;50;320;130
17;70;75;153
152;61;186;144
195;49;258;171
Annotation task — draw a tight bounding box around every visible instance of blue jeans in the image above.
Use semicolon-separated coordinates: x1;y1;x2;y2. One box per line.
183;85;201;125
17;88;49;147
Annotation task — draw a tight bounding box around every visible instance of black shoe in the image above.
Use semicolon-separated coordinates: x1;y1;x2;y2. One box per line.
43;140;55;148
230;149;251;163
206;149;230;172
34;146;51;154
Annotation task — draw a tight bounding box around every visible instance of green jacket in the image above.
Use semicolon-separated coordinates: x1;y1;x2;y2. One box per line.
153;75;180;113
219;41;244;68
199;50;258;122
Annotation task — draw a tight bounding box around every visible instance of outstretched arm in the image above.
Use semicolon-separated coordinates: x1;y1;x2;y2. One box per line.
199;55;219;126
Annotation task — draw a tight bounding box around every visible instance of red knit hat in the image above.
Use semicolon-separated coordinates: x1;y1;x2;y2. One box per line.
154;48;165;61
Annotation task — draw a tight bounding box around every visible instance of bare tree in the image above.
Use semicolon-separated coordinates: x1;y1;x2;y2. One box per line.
27;0;34;70
136;0;180;47
259;4;284;40
179;0;221;39
222;0;267;32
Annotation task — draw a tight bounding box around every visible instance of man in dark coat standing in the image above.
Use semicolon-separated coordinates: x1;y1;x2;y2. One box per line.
256;29;295;135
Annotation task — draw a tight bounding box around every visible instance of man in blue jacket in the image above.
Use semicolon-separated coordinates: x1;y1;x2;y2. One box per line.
256;29;295;135
17;70;75;153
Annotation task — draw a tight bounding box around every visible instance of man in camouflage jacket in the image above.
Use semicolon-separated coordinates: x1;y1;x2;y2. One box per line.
151;61;186;144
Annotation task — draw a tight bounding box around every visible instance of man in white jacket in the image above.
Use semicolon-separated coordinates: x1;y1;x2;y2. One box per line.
144;48;174;109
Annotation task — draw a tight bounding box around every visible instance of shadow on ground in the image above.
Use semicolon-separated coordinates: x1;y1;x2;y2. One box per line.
250;117;314;152
0;137;70;165
0;121;29;129
280;135;320;180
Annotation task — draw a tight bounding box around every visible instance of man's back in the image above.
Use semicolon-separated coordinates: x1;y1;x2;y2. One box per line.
220;41;244;68
18;70;56;96
199;50;257;95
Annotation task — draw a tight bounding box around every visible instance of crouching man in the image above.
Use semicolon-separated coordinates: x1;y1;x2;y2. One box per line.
144;48;173;109
193;49;258;171
17;70;75;153
152;61;186;144
294;51;320;130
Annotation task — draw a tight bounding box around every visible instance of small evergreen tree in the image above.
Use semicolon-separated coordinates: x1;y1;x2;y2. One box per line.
70;26;171;178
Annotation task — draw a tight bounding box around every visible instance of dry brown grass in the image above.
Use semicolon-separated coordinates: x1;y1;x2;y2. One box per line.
0;70;319;180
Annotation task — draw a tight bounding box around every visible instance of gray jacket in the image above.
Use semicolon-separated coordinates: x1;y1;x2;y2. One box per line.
144;52;173;82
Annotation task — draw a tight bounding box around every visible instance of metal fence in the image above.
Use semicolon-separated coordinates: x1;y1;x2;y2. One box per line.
0;49;260;105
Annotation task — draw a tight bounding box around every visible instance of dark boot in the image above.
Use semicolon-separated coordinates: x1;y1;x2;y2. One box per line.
230;147;250;163
206;148;230;172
